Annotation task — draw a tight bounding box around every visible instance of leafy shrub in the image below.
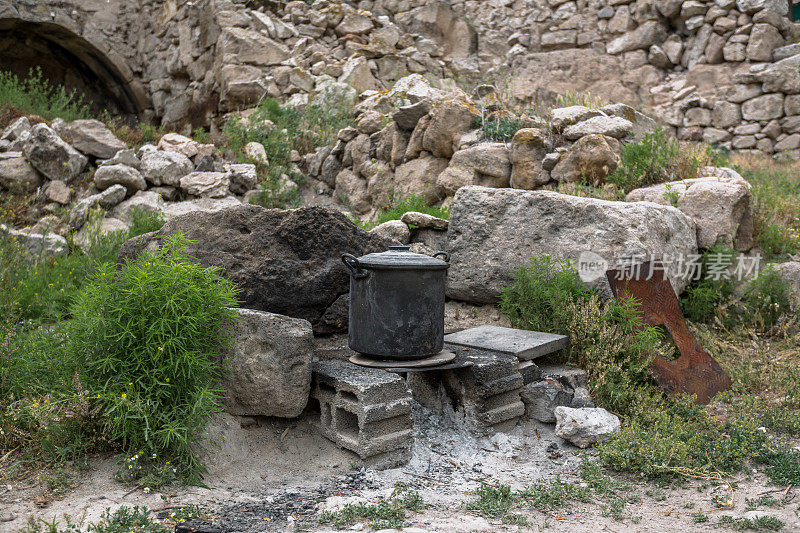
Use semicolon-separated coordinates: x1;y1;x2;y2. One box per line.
474;115;522;141
374;194;450;227
741;266;790;331
500;256;592;338
0;67;90;122
679;247;736;323
66;233;238;483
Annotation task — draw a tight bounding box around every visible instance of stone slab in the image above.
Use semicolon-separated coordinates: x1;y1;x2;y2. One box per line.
444;325;569;361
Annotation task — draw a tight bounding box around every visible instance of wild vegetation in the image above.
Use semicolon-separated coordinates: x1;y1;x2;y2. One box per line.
0;67;90;123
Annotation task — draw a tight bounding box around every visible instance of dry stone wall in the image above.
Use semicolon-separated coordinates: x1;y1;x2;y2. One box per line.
3;0;800;154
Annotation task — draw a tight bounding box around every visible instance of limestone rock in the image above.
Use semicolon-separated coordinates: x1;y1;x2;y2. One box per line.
370;220;411;244
340;55;379;93
22;124;87;181
746;24;784;62
111;191;166;224
550;134;619;185
118;206;388;333
53;119;126;159
773;261;800;309
554;407;620;448
0;152;43;193
69;184;127;229
562;115;634;141
45;180;71;205
335;169;371;215
157;133;214;160
93;164;146;195
741;93;784;121
140;149;194;186
446;187;698;303
226;164;258;195
550;106;604;130
218;27;290;66
179;172;231;198
626;168;753;251
0;224;67;260
390;154;448;204
161;197;242;220
437;143;511;195
244;142;269;165
219;64;268;110
599;103;656;141
606;21;667;55
400;211;448;230
73;217;130;251
736;0;788;15
510;128;549;189
1;117;31;144
422;95;480;159
221;309;313;418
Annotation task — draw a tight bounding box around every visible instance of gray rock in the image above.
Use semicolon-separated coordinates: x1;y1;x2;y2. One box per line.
736;0;788;15
93;164;146;195
0;152;43;193
22;123;87;181
179;171;231;198
100;148;141;170
45;180;71;205
110;191;166;223
562;115;634;140
606;21;667;55
400;211;448;230
226;164;258;195
69;184;127;229
541;364;589;390
626;167;753;251
1;117;31;143
550;106;604;130
369;220;411;244
554;406;620;448
161;197;242;219
221;308;313;418
571;388;595;408
118;206;389;334
600;103;657;141
393;100;431;131
773;261;800;309
1;224;67;260
550;134;619;184
73;217;130;251
53;119;127;159
140;149;194;186
741;93;785;121
446;187;698;303
437;142;511;195
509;128;549;189
521;380;572;423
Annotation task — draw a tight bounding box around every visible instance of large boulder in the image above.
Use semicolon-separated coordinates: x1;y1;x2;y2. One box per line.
22;123;87;181
118;206;389;333
0;152;43;193
221;308;313;417
157;133;214;160
625;167;753;251
554;406;620;448
53;119;126;159
445;186;698;303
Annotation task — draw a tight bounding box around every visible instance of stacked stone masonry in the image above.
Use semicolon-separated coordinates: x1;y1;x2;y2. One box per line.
3;0;799;155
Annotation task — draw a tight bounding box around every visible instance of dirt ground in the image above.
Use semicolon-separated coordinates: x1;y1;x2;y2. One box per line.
3;403;799;533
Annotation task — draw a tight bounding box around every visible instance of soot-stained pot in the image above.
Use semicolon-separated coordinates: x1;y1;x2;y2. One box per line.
342;246;450;360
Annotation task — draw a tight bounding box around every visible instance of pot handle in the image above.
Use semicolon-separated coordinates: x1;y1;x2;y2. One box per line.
342;253;369;279
433;251;450;263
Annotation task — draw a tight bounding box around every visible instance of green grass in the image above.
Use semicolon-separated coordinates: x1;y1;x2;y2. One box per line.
375;193;450;227
0;67;90;122
473;115;522;141
720;515;785;531
224;95;354;209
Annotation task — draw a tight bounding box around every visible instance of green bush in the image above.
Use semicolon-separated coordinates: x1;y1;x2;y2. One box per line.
606;128;679;193
500;255;592;338
741;266;790;331
679;247;736;324
474;115;522;141
0;67;90;122
66;233;238;483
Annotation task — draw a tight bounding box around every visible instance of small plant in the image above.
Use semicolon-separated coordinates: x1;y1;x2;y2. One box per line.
0;67;90;122
607;128;679;193
719;514;784;531
692;512;709;523
679;246;736;324
318;485;424;529
555;91;607;109
474;115;522;141
662;183;681;207
740;266;790;331
88;506;167;533
374;193;450;226
67;233;239;483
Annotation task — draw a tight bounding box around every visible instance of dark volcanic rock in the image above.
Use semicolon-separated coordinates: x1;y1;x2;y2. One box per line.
118;205;387;333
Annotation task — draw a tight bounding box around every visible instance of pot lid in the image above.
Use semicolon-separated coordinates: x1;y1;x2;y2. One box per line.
356;246;450;270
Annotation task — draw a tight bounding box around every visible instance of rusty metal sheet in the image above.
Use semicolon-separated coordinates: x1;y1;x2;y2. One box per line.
606;262;732;405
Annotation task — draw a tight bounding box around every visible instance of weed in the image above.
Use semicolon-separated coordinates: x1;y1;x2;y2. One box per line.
740;266;790;331
474;115;522;141
662;183;681;207
679;246;736;324
518;477;591;509
67;233;239;484
318;487;424;529
720;514;784;531
0;68;90;123
757;450;800;486
466;483;514;518
745;495;786;511
89;506;167;533
692;512;709;523
555;91;607;109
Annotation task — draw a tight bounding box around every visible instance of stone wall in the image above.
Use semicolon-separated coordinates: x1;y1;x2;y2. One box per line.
3;0;800;154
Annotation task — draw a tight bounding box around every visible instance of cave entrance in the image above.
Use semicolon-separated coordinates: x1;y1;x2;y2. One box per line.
0;19;142;121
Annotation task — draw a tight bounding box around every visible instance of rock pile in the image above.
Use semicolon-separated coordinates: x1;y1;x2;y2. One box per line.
307;75;657;218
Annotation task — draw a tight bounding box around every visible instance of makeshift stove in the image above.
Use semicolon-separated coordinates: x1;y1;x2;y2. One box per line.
306;246;570;468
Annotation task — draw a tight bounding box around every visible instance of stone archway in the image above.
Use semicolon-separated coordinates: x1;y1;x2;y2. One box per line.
0;18;145;120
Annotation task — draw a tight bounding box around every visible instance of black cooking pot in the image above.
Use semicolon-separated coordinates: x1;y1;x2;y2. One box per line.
341;246;450;360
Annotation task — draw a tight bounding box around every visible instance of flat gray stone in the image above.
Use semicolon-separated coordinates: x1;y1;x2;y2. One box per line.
443;325;569;361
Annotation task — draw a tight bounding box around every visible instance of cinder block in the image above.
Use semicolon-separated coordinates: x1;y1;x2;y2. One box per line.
311;359;413;469
407;346;524;435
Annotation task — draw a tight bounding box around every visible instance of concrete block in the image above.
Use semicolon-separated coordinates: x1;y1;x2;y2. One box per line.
540;364;589;390
311;359;412;469
407;346;525;435
444;325;569;361
520;380;572;423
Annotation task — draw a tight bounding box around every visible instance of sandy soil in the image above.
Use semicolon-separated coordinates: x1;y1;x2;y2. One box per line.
3;404;798;533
